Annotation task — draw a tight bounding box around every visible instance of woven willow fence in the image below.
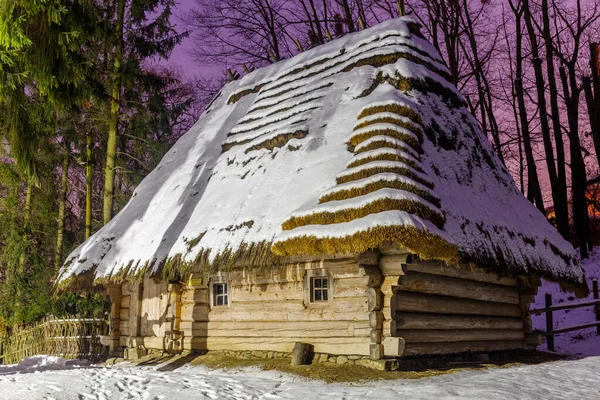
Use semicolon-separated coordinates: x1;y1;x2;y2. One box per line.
0;317;109;365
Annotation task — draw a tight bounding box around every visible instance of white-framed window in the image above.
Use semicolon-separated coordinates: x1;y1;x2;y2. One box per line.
310;276;329;302
213;282;228;306
210;275;230;307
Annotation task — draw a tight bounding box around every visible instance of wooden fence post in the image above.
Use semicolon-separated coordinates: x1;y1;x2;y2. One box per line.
545;293;555;351
593;279;599;335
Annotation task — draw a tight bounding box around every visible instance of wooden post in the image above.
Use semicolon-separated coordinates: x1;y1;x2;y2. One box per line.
593;279;600;335
545;293;555;351
291;342;312;366
242;63;250;73
227;68;235;82
325;29;332;41
106;284;123;356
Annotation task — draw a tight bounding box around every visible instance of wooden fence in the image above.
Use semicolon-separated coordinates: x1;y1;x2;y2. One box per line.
0;317;109;365
528;279;600;351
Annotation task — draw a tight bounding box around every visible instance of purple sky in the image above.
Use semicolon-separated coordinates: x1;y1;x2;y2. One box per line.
155;0;206;78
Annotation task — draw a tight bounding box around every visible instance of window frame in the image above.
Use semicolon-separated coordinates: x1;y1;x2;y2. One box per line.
310;276;330;302
210;275;230;308
304;267;332;306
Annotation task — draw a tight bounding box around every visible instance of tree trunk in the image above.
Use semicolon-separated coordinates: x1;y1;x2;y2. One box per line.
103;0;126;225
541;0;569;239
523;0;565;229
513;9;545;213
460;0;504;164
86;133;93;239
589;43;600;168
340;0;355;32
584;77;600;167
55;148;69;271
559;65;589;259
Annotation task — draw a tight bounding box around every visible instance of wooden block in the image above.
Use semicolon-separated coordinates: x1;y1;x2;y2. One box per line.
402;340;524;357
406;262;518;286
392;313;524;331
398;271;520;304
119;308;130;321
382;336;405;357
391;292;521;317
367;288;384;312
359;265;383;287
369;311;384;329
120;295;131;309
355;249;380;266
380;255;409;276
370;329;382;343
370;343;383;360
397;329;524;343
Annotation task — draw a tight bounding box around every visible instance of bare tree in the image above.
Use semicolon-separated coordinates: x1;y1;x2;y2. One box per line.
186;0;292;68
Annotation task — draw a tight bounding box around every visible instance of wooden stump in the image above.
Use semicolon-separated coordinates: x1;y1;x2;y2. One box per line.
291;342;312;366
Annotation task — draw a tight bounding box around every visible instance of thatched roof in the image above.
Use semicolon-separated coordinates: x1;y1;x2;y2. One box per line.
58;17;587;295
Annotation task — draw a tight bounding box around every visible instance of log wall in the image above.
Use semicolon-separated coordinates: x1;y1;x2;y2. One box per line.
112;254;537;359
117;258;373;356
388;259;535;357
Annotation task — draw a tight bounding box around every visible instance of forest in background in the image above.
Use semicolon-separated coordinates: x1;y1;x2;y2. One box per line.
0;0;599;327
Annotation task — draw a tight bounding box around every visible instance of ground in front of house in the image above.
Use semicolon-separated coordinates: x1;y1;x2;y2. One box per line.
0;353;598;400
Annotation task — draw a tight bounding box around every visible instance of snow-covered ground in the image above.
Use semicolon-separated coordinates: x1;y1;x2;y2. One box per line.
0;355;599;400
532;247;600;357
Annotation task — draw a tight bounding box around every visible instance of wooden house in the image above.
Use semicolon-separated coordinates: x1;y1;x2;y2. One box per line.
58;16;587;366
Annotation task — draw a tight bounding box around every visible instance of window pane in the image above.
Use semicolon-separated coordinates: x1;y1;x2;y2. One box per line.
216;284;223;295
322;278;328;288
216;296;223;306
315;290;322;301
223;295;228;305
314;278;322;288
322;290;328;301
223;284;228;294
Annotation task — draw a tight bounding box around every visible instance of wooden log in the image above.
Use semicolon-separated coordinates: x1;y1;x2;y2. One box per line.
380;255;410;276
397;272;520;304
206;326;370;338
367;288;383;312
119;307;130;321
402;340;524;357
359;265;383;287
206;336;370;355
180;303;211;322
370;343;383;360
397;329;524;343
180;321;208;337
355;249;380;266
206;320;370;333
391;292;521;317
370;311;384;329
207;308;369;322
181;288;209;303
406;262;518;286
291;342;312;365
519;294;535;312
370;329;382;343
380;275;401;295
334;276;368;298
382;336;405;357
120;295;131;309
231;284;304;302
392;313;523;331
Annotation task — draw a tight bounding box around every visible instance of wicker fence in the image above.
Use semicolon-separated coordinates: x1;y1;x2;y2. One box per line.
0;317;109;365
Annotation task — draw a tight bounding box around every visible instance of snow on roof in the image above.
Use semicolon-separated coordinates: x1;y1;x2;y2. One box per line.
57;17;587;294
